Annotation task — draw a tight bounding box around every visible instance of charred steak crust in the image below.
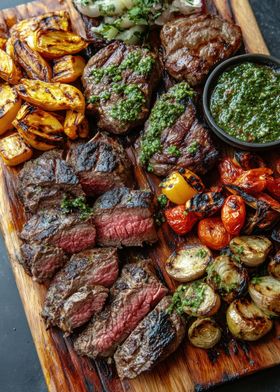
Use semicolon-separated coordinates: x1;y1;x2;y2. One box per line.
161;14;242;86
74;260;168;358
114;296;186;379
20;209;96;254
18;150;84;213
82;41;161;134
67;133;133;196
92;187;157;247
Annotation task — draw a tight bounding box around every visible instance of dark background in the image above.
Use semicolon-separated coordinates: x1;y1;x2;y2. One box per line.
0;1;279;391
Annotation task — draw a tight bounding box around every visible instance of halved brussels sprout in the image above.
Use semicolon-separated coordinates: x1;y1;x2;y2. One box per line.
268;251;280;280
188;318;222;349
249;276;280;316
207;255;248;303
229;235;272;267
166;245;212;282
227;298;273;341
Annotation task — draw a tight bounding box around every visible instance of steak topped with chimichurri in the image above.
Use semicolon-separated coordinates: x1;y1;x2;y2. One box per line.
82;41;161;134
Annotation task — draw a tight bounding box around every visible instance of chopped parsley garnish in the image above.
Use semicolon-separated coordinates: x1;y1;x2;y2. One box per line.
61;196;93;220
110;84;145;122
168;282;206;315
187;141;199;154
157;194;168;208
251;276;263;285
88;95;99;104
167;145;181;157
100;91;111;101
196;248;208;258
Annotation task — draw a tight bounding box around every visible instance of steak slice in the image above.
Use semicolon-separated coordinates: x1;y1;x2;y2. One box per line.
114;296;186;379
20;210;96;254
20;243;68;283
18;150;84;213
67;133;133;196
92;187;157;247
161;14;242;86
74;260;168;358
138;84;219;176
42;248;118;333
82;41;161;134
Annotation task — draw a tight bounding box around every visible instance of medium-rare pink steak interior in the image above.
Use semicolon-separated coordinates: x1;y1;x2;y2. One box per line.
74;260;168;357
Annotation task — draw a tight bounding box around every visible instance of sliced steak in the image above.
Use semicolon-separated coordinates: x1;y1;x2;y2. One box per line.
161;14;242;86
18;150;84;213
114;296;186;379
42;248;118;333
67;133;133;196
92;187;157;247
20;210;96;254
82;41;161;134
20;243;68;283
74;260;168;357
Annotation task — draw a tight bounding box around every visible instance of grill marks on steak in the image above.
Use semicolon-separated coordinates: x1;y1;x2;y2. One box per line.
114;296;186;379
20;210;96;254
92;187;157;247
67;133;133;196
161;14;242;86
18;150;84;213
82;41;161;134
42;248;119;334
74;260;168;357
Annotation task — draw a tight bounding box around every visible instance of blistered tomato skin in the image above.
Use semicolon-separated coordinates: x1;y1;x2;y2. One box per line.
221;195;246;236
234;168;273;194
165;205;198;235
198;217;231;250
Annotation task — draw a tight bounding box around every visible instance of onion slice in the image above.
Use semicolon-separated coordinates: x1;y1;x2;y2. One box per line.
188;318;221;349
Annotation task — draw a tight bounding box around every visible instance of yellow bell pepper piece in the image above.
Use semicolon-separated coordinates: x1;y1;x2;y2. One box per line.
160;171;198;205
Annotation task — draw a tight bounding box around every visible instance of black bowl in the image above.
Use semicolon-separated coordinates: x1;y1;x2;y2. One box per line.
203;53;280;151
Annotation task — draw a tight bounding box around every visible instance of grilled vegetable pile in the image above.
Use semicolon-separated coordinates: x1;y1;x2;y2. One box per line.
0;11;88;166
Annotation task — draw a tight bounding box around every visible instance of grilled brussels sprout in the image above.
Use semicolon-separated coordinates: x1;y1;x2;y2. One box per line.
0;84;21;135
166;245;212;282
268;251;280;280
229;235;272;267
227;298;273;341
207;255;248;303
185;192;224;218
188;318;222;349
249;276;280;316
0;133;33;166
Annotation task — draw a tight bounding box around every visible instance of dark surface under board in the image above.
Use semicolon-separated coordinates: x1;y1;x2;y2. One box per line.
0;1;279;392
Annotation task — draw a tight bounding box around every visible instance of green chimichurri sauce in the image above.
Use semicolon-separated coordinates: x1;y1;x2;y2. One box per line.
210;62;280;143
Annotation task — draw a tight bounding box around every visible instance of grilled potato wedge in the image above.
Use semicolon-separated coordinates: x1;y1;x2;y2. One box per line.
0;84;21;135
33;30;88;59
52;55;86;83
0;133;32;166
5;37;15;59
64;110;85;140
0;37;7;50
0;48;22;84
13;39;52;82
16;79;85;112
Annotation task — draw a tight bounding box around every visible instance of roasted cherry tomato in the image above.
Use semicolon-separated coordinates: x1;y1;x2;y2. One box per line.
198;217;231;250
234;168;273;194
221;195;246;235
219;158;243;185
160;171;198;205
258;193;280;211
266;177;280;199
233;151;265;170
165;205;198;235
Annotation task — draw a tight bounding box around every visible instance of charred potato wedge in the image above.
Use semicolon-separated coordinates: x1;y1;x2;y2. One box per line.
0;84;21;135
188;318;222;349
33;30;88;59
268;251;280;280
226;298;273;341
5;37;16;59
0;48;22;84
0;133;32;166
207;255;248;303
52;55;86;83
249;276;280;316
64;110;85;140
16;79;85;112
0;37;7;50
13;39;52;82
166;245;212;282
229;235;272;267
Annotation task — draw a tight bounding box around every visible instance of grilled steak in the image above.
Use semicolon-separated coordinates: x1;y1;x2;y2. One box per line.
161;14;242;86
18;150;84;213
92;187;157;247
42;248;118;333
138;85;219;176
114;296;186;379
20;243;68;283
20;210;96;254
67;133;133;196
74;260;168;357
82;41;161;134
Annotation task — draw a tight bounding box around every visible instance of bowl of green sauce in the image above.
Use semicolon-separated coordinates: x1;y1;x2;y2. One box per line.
203;54;280;150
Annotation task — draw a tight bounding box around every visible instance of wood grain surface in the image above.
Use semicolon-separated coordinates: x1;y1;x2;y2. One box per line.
0;1;278;392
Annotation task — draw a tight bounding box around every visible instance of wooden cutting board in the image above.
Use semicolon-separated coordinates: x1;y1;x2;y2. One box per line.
0;1;278;391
